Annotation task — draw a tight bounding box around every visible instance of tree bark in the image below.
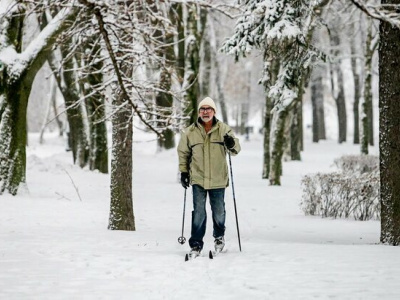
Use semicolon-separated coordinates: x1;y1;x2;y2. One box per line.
290;100;302;161
262;56;279;179
379;0;400;245
262;96;272;179
269;109;288;186
109;93;135;231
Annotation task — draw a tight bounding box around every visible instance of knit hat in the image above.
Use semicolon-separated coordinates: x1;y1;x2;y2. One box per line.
198;97;217;113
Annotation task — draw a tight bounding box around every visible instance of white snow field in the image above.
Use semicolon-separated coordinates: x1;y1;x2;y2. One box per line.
1;132;399;300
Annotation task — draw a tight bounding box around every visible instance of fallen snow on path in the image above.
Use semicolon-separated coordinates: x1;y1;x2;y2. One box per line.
1;132;398;300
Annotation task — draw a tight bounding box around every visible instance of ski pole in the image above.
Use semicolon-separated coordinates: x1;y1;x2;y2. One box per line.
178;188;187;244
228;150;242;252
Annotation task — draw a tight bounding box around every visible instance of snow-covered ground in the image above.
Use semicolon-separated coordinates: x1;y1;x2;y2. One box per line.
1;131;399;300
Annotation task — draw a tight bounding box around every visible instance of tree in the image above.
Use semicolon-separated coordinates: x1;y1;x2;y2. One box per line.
0;1;77;195
78;34;109;173
361;17;378;154
77;0;181;230
223;0;327;184
328;22;347;144
310;65;326;143
350;13;362;145
150;3;176;151
182;4;203;126
378;0;400;245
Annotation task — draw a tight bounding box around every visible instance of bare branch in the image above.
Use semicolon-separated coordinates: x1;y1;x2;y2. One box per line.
77;0;164;137
349;0;400;28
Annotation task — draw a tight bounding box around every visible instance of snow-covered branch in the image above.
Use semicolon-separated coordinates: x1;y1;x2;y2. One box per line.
222;0;328;111
349;0;400;28
170;0;242;19
74;0;184;137
0;2;77;84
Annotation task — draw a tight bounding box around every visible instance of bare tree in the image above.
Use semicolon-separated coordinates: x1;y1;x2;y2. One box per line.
77;0;183;230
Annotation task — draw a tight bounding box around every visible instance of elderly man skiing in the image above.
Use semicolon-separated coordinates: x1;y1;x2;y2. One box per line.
177;97;241;258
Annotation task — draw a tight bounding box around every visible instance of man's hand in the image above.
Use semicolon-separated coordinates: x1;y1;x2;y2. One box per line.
224;134;235;149
180;172;190;189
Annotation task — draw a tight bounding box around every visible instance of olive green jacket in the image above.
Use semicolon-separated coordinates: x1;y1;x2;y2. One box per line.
177;118;241;189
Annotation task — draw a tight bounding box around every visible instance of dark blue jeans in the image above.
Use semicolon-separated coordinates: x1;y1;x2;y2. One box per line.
189;184;226;250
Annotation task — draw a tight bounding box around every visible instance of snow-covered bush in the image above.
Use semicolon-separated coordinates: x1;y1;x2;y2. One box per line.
300;155;380;220
333;155;379;174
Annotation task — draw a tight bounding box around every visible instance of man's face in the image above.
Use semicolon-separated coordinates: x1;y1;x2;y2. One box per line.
199;106;215;123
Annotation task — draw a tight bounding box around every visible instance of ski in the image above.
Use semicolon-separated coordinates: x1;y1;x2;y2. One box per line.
185;252;201;261
209;249;226;259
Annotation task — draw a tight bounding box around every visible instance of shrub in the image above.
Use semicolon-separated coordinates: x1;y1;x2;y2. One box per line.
300;155;380;220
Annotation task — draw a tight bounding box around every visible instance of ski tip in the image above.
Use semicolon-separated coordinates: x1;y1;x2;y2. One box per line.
209;250;213;259
185;254;189;262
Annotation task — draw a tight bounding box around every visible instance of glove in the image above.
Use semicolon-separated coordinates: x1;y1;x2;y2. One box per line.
224;134;235;149
180;172;190;189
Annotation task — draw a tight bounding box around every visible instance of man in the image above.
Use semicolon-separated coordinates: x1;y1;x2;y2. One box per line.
177;97;241;256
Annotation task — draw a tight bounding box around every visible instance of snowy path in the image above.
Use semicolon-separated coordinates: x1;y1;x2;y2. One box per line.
1;133;399;299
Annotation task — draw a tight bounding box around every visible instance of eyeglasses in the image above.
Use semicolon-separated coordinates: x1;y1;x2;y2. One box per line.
199;107;214;113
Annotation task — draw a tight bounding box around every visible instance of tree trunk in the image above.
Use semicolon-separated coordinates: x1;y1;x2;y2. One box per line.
59;43;89;167
290;71;306;160
368;27;377;148
351;30;361;145
379;0;400;245
269;109;288;186
311;66;326;143
0;78;29;195
330;31;347;144
262;56;279;179
311;83;319;143
290;100;302;161
211;19;228;123
171;3;185;85
200;22;211;100
155;6;176;150
262;96;272;179
335;68;347;143
80;38;108;173
214;55;228;123
182;5;201;126
109;93;135;231
39;75;57;144
361;18;374;155
39;8;89;167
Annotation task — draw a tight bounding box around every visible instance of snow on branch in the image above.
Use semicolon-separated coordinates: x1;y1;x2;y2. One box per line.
0;2;77;84
75;0;184;137
222;0;327;111
170;0;242;19
349;0;400;28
